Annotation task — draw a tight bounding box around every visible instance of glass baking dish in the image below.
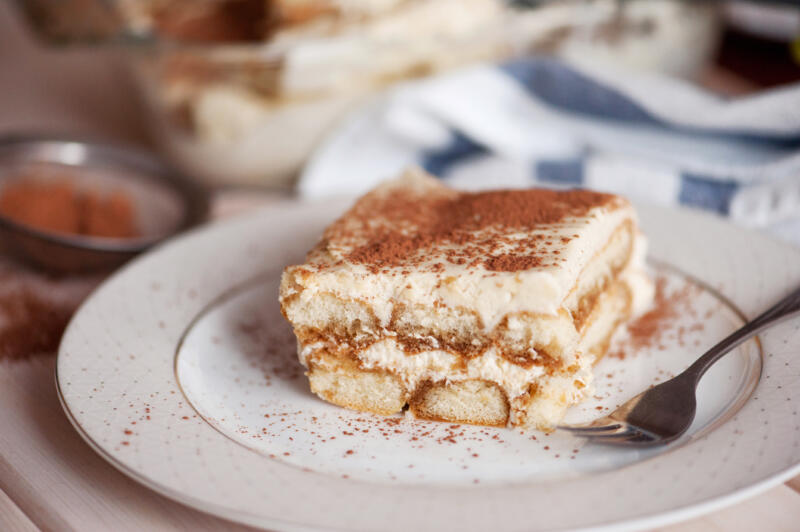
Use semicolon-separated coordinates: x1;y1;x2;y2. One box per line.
14;0;721;187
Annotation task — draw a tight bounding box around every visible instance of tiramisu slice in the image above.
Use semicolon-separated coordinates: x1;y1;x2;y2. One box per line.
279;168;653;429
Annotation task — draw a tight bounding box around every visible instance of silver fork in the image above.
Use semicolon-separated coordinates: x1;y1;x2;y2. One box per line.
559;283;800;446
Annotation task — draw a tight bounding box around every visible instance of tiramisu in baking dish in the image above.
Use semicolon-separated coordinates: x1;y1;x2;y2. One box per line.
279;168;653;429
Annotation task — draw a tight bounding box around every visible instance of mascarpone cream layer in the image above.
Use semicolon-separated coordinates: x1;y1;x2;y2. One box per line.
300;267;652;405
285;172;646;331
302;337;545;401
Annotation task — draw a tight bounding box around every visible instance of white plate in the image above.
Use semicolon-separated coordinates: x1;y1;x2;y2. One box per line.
57;200;800;531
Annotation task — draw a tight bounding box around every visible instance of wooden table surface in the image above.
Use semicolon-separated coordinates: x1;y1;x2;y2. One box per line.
1;3;799;530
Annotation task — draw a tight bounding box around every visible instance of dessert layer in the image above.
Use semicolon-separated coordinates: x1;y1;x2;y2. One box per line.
282;188;642;370
295;309;575;371
286;221;634;341
302;276;640;429
281;168;642;334
411;380;510;428
518;279;636;428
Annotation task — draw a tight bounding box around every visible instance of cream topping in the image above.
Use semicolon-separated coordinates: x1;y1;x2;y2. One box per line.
284;168;645;330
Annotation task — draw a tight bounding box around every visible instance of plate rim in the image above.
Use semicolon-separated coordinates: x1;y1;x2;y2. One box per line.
55;199;800;531
52;382;800;532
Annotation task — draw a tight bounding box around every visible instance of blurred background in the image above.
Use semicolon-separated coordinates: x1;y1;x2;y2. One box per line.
3;0;799;188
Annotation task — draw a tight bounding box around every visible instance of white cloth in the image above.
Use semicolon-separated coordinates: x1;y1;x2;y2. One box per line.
299;58;800;243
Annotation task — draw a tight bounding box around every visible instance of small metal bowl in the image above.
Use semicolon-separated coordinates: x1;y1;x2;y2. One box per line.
0;135;208;273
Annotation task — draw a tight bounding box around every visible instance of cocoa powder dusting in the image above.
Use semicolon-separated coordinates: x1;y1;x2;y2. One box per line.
0;287;72;360
0;262;100;361
609;276;700;360
330;179;617;273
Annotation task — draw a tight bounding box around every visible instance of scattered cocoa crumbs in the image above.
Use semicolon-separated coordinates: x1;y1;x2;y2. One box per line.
608;276;701;360
0;286;72;360
325;177;619;273
484;253;543;271
0;260;100;361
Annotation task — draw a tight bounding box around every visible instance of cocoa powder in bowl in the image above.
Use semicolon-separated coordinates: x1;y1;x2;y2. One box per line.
0;138;208;273
0;161;185;244
0;177;139;240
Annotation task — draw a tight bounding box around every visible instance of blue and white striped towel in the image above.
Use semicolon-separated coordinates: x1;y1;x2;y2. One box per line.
299;57;800;244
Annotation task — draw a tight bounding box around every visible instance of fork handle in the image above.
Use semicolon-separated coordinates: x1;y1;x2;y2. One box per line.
682;283;800;383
